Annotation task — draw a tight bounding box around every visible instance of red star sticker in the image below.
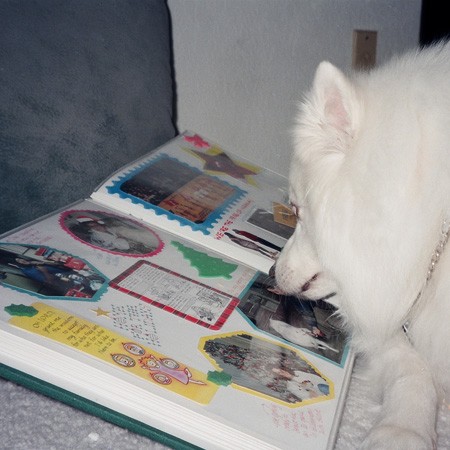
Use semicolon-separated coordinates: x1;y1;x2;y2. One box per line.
190;149;258;180
184;134;210;148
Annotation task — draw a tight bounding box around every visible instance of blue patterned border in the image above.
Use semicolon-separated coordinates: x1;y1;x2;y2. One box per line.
0;243;108;302
106;155;247;235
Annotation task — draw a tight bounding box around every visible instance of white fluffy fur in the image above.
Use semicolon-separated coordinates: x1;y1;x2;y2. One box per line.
275;42;450;449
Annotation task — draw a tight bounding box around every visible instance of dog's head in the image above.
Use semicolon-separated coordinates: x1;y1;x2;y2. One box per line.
274;61;358;305
275;53;447;326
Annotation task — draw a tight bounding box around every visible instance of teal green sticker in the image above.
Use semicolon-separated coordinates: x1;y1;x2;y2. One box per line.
171;241;237;279
207;370;232;386
4;304;39;317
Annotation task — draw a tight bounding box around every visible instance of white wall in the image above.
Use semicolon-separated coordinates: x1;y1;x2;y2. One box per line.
167;0;422;176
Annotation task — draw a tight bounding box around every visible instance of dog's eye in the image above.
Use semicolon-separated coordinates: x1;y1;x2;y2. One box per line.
290;202;301;219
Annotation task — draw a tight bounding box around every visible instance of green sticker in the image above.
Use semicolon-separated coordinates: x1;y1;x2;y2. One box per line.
5;304;39;317
171;241;237;279
207;370;232;386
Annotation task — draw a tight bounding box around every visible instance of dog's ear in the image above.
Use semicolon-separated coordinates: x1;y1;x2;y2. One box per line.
311;61;358;140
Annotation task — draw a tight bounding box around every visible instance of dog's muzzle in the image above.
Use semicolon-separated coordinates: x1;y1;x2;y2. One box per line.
269;263;319;293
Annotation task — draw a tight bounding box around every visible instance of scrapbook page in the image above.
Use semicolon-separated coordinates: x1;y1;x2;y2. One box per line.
90;131;295;273
0;194;353;450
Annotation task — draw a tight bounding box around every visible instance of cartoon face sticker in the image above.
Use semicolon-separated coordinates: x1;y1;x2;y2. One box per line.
111;353;136;367
138;355;205;386
123;342;146;356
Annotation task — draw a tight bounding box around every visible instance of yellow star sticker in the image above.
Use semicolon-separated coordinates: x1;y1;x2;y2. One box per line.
91;307;110;317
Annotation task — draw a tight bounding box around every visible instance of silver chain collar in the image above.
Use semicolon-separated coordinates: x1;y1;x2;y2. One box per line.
403;217;450;339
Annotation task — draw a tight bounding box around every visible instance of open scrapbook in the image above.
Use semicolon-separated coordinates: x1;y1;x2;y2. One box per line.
0;132;353;450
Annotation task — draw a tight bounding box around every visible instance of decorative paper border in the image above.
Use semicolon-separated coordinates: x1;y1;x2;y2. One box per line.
109;260;239;330
59;209;164;258
105;154;247;235
0;243;108;302
199;330;334;408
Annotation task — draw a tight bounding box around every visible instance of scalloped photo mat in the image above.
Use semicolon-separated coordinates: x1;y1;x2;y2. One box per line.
105;154;247;235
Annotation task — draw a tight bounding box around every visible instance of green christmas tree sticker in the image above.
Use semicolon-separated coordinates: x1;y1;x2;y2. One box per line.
171;241;237;279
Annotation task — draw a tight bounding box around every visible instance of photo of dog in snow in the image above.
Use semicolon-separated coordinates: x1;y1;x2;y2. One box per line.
273;42;450;449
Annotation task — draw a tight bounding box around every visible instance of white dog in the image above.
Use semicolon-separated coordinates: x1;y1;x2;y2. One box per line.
274;42;450;449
